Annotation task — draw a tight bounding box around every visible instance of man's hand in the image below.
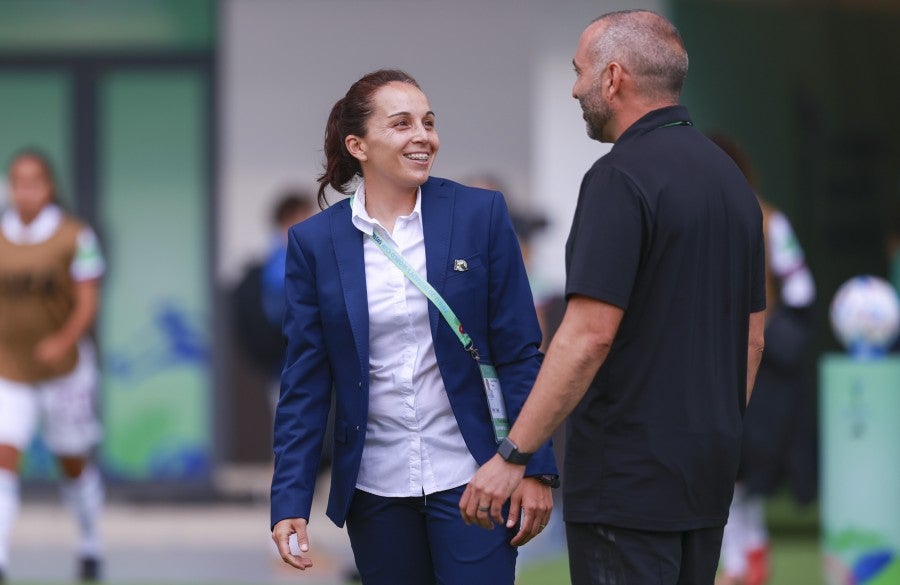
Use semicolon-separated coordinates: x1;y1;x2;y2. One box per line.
272;517;313;570
459;454;525;529
508;477;553;546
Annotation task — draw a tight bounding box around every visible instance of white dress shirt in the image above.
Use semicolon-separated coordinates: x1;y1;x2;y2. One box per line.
350;183;479;497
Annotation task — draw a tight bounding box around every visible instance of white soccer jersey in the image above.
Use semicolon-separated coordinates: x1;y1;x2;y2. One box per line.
766;210;815;308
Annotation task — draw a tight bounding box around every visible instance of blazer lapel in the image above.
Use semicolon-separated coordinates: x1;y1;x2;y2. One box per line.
330;201;369;380
421;178;453;338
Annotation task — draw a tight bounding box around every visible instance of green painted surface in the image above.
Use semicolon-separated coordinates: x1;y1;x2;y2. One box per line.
672;2;900;364
98;70;211;479
820;355;900;583
0;71;73;207
0;0;214;52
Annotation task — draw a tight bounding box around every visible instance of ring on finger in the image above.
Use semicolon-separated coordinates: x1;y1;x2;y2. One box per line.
477;506;490;512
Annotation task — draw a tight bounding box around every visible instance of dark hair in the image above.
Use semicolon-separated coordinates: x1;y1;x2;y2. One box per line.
7;147;58;202
316;69;421;208
707;133;758;189
272;189;314;226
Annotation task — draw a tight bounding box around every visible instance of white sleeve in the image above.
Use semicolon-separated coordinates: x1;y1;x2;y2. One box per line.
767;211;815;307
71;227;106;281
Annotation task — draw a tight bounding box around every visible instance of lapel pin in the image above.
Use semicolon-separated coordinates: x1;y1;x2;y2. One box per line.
453;259;468;272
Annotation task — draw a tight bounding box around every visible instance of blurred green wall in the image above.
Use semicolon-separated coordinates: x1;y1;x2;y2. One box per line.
673;1;900;353
0;0;216;485
0;0;213;52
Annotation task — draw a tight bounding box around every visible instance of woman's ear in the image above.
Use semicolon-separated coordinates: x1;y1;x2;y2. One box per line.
345;135;367;162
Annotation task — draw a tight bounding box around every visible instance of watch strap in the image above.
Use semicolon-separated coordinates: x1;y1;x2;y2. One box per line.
498;437;533;465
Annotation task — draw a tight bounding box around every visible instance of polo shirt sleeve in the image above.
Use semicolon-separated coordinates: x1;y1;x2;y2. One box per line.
565;164;644;309
71;227;106;282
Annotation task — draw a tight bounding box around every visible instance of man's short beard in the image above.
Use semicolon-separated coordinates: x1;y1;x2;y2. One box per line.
583;101;611;142
586;117;602;140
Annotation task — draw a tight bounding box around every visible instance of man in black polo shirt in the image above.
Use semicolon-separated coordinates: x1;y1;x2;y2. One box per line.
461;9;766;584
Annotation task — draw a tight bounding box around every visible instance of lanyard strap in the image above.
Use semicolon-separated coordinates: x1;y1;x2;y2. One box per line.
352;198;508;441
657;120;693;129
365;222;480;361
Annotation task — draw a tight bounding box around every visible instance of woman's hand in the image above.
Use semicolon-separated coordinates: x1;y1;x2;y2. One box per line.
508;477;553;546
460;454;525;529
34;333;73;366
272;517;314;570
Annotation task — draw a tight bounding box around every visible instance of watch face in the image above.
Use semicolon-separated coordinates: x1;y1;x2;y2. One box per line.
499;438;516;460
499;438;531;465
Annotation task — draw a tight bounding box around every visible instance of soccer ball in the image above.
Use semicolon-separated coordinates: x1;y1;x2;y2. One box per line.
829;275;900;357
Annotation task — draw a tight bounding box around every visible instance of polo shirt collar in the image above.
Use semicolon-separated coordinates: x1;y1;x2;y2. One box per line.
613;105;693;147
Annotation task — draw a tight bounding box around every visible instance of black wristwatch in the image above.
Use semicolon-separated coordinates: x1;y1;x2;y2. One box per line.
497;437;533;465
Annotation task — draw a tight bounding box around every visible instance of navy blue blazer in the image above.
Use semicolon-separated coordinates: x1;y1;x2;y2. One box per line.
271;177;557;528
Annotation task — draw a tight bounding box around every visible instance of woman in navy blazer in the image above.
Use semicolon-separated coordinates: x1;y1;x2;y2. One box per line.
270;69;557;584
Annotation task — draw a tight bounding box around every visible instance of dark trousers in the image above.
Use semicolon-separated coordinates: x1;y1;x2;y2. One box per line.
566;522;724;585
346;485;517;585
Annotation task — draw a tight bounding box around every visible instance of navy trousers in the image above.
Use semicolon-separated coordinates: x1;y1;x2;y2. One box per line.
566;522;724;585
346;485;517;585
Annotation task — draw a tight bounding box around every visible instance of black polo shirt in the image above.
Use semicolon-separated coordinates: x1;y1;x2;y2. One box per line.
563;105;766;531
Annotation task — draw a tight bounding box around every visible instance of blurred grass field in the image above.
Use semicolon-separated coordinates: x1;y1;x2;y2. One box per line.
518;492;823;585
518;534;822;585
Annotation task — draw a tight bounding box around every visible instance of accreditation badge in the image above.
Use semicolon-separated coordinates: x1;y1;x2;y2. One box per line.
479;363;509;443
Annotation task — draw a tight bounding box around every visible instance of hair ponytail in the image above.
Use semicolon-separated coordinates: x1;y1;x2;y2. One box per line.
316;98;359;209
315;69;421;208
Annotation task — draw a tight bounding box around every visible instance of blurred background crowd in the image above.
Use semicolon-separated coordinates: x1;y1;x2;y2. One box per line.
1;0;899;583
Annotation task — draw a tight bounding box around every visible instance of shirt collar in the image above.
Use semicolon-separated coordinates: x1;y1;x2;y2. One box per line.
1;203;63;245
350;182;422;237
613;105;693;148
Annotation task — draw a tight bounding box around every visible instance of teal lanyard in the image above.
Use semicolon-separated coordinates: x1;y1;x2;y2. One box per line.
657;120;693;129
351;196;508;441
368;228;480;361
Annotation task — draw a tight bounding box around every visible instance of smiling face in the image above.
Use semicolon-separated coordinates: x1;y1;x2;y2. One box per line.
347;81;439;196
9;154;55;224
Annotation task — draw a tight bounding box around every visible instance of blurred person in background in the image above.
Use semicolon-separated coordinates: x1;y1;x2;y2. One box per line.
270;69;557;585
260;192;316;358
232;189;315;410
0;149;105;583
709;134;816;585
464;174;551;346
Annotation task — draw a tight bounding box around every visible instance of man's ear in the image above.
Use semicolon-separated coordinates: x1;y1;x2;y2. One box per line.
605;62;623;101
346;135;367;162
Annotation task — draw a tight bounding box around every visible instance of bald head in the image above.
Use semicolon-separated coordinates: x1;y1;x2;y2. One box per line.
586;10;688;103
